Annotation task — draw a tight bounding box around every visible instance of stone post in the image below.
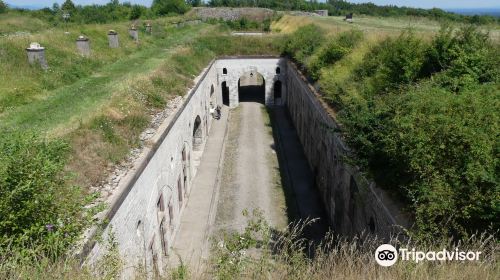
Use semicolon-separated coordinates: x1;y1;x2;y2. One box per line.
128;26;139;41
26;42;48;70
108;30;119;48
145;23;152;34
76;35;91;57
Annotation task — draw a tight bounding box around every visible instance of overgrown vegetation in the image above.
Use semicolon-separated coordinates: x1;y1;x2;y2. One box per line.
283;24;324;65
208;211;499;280
284;23;499;239
0;131;90;257
307;29;363;80
152;0;191;16
0;230;122;280
214;17;273;31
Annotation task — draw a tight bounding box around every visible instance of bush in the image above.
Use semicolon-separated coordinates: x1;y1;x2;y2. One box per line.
152;0;190;16
308;30;363;80
425;25;500;92
129;4;146;20
380;83;499;238
284;24;324;65
0;131;87;257
357;31;427;94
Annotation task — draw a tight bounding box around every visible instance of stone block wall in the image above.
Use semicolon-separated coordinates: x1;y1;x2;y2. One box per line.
215;57;286;107
285;61;408;238
86;60;221;277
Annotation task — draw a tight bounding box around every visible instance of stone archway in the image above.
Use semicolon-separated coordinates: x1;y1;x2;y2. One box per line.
238;71;265;104
192;115;202;151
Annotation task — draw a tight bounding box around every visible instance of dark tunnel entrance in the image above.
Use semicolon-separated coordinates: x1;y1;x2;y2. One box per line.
221;81;230;106
238;71;265;104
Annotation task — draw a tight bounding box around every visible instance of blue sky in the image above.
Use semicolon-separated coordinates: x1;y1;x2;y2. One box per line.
5;0;500;9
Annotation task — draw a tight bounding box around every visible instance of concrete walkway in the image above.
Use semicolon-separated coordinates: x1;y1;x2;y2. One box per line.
168;106;228;274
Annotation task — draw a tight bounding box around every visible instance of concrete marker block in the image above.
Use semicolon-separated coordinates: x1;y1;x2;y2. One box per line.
128;26;139;41
108;30;120;48
26;42;48;70
76;35;91;57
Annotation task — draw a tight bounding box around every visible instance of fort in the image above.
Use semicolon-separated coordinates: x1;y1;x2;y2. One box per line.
2;2;498;278
84;57;407;276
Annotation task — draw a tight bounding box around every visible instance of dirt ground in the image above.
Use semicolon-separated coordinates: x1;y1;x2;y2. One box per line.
215;101;288;232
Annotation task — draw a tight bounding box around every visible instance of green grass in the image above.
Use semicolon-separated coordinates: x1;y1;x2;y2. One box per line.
272;14;500;41
0;25;210;133
0;12;51;34
0;14;188;115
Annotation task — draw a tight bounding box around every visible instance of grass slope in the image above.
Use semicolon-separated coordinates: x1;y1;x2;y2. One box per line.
272;14;500;41
0;25;208;134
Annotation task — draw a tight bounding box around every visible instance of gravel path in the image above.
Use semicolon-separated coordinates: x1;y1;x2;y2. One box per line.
216;101;287;232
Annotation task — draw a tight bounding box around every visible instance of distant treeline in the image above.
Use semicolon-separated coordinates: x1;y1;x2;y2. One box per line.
1;0;191;24
209;0;499;24
1;0;498;25
4;0;151;24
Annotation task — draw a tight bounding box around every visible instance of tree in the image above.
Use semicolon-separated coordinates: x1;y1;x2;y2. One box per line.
188;0;202;7
52;2;60;12
0;0;7;14
152;0;190;16
61;0;76;13
130;5;146;20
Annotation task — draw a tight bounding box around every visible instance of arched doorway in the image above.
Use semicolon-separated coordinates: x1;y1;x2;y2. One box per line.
192;115;202;151
274;80;282;105
221;81;229;106
238;71;265;104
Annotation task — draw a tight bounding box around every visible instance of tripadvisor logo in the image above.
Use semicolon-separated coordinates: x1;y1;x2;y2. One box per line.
375;244;398;267
375;244;482;267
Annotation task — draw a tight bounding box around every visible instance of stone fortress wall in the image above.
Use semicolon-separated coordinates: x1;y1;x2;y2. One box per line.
285;61;408;238
85;58;286;277
86;60;219;276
